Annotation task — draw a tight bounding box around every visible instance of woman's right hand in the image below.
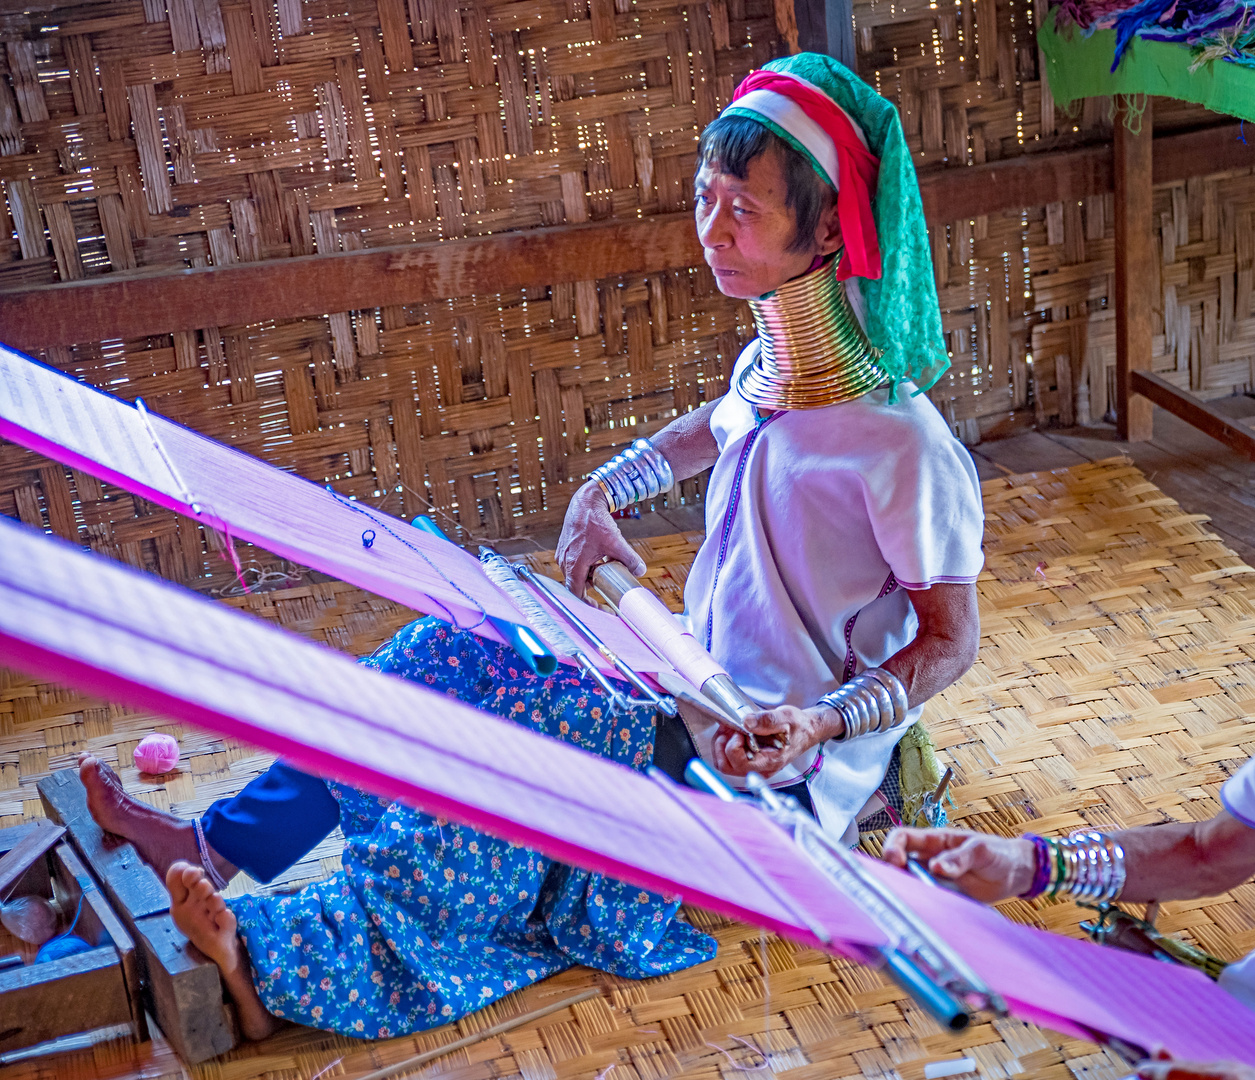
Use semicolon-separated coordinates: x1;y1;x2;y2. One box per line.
881;827;1038;903
556;483;647;598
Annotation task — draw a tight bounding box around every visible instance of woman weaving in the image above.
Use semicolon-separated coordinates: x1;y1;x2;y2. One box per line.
79;54;984;1043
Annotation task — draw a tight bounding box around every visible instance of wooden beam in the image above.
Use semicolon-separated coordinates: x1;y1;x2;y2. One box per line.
0;215;704;349
919;142;1112;223
0;126;1249;351
1152;123;1255;184
1114;100;1155;443
1130;371;1255;460
917;122;1249;222
39;769;237;1064
0;818;64;898
792;0;828;53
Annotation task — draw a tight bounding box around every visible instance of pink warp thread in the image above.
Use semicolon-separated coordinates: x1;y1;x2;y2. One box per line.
134;733;180;773
217;522;252;595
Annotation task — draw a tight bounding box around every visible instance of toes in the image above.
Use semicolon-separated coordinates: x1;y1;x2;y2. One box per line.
179;864;207;893
166;861;195;903
213;904;238;937
190;876;215;903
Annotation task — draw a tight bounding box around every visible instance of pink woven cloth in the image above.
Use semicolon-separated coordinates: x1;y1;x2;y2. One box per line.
1;513;1254;1062
0;344;664;681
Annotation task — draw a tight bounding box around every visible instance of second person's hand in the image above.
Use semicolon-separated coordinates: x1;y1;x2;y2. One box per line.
881;827;1037;903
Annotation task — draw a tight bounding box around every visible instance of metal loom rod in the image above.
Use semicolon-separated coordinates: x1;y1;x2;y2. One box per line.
683;763;973;1031
510;562;678;717
745;774;1007;1024
478;548;632;715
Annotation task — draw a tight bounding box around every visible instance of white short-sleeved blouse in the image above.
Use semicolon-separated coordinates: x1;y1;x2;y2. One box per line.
681;341;986;837
1218;758;1255;1011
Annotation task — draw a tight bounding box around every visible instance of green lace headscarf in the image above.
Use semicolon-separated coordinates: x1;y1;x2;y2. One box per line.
720;53;949;396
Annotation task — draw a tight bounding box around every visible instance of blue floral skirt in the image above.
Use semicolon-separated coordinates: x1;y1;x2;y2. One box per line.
229;618;716;1038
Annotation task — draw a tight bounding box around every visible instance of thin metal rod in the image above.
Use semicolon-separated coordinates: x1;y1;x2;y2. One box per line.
572;651;633;715
479;549;630;714
746;774;1005;1018
514;564;677;717
350;988;601;1080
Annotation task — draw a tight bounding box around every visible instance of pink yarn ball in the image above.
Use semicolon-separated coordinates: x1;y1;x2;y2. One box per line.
133;733;180;774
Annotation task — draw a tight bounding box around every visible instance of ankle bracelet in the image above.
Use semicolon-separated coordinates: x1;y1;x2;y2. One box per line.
193;818;230;891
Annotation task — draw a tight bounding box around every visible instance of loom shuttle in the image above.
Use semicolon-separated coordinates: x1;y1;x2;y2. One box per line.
510;563;678;717
409;518;557;677
684;757;740;802
879;947;969;1032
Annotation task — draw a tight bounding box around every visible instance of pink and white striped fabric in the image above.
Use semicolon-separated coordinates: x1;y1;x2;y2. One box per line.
1;514;1254;1061
0;343;665;680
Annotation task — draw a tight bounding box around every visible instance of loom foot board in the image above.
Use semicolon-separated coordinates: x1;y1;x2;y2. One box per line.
38;769;237;1064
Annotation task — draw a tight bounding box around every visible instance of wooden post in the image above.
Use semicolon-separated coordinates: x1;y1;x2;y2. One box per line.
793;0;828;53
826;0;857;69
1114;96;1154;443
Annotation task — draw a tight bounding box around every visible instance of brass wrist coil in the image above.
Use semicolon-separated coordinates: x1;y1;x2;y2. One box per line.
738;252;888;411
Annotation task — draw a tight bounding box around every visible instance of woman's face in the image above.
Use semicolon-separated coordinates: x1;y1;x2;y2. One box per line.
694;144;840;300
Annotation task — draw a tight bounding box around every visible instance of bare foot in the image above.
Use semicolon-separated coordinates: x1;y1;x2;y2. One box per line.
167;862;278;1041
78;754;237;884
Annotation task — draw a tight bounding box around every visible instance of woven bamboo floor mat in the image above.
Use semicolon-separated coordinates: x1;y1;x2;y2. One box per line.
2;456;1254;1080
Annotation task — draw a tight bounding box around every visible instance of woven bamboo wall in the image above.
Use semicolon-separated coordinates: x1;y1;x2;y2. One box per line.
1;0;778;554
1030;166;1255;426
0;0;1235;562
851;0;1237;438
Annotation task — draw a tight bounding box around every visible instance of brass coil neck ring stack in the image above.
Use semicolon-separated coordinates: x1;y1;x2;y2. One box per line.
737;252;888;411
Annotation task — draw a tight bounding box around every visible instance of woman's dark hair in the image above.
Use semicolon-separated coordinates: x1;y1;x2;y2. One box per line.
695;114;834;253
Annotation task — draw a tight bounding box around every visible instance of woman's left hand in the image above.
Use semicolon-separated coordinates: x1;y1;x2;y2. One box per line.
711;705;837;778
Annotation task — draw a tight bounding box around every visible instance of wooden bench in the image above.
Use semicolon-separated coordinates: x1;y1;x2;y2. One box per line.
0;818;141;1053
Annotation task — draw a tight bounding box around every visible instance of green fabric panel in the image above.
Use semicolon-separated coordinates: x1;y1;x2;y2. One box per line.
1038;9;1255;122
757;54;951;394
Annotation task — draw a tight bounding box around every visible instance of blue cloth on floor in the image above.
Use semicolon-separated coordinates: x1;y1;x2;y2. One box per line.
202;761;341;883
227;618;716;1039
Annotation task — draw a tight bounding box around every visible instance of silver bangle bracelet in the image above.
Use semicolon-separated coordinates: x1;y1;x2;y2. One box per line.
587;438;675;514
819;667;909;741
1053;831;1126;903
862;667;909;728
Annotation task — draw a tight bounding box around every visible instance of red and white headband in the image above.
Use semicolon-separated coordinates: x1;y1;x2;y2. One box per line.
726;70;882;281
